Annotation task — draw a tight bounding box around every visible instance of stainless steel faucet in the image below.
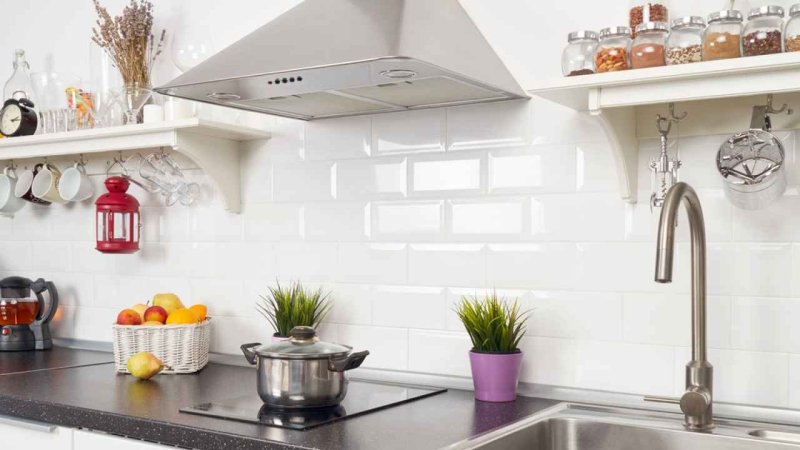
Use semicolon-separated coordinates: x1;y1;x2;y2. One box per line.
644;182;714;431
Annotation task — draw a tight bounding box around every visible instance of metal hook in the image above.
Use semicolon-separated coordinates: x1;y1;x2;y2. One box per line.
656;103;687;137
765;94;793;115
6;160;16;171
76;154;87;167
106;151;130;176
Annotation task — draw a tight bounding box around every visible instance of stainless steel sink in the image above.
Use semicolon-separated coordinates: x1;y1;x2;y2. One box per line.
443;403;800;449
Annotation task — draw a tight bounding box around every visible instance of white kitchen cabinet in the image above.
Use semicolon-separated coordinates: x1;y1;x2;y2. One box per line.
74;429;175;449
0;415;73;449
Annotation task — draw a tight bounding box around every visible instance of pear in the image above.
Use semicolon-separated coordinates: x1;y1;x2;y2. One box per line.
126;352;166;380
152;293;185;316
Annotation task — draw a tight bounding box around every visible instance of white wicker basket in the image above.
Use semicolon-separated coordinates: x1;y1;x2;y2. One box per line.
112;319;211;374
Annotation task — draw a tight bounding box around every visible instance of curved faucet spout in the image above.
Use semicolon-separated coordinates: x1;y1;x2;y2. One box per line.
651;182;713;431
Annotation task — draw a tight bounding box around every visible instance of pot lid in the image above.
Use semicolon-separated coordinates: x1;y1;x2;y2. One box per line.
256;326;352;359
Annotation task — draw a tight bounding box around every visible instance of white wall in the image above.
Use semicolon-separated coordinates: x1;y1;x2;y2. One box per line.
2;0;800;409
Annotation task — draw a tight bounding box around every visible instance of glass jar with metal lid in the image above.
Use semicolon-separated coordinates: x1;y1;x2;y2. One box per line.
631;22;668;68
743;5;785;56
704;10;743;60
562;31;599;76
594;27;632;73
787;4;800;52
666;16;705;64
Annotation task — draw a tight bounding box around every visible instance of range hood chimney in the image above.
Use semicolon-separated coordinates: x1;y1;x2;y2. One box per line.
156;0;528;121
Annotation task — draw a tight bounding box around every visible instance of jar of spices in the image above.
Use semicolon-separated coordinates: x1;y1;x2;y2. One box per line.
562;31;599;76
743;5;784;56
629;1;669;37
704;10;743;61
786;4;800;52
632;22;668;68
595;27;632;73
666;16;705;65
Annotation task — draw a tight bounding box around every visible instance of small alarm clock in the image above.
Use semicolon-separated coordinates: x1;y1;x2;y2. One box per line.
0;97;38;137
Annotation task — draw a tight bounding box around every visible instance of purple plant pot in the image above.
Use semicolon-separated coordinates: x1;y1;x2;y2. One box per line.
469;350;523;402
271;333;289;343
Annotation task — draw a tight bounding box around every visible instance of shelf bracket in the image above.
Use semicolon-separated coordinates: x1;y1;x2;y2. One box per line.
592;106;638;204
174;131;242;213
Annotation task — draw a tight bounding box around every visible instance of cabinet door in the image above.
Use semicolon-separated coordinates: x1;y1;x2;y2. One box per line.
0;415;73;449
74;429;175;449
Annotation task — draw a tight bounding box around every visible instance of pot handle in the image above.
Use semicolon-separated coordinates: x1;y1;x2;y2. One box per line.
328;350;370;372
240;343;260;365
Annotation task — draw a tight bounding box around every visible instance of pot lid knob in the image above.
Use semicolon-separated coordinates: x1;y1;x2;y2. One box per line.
289;326;316;341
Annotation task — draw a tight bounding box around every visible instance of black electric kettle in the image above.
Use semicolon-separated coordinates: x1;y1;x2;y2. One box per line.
0;276;59;351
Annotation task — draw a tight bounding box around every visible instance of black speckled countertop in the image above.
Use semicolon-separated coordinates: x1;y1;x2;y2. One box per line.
0;347;113;375
0;349;558;449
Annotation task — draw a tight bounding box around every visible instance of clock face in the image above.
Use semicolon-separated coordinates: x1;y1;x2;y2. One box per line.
0;104;22;136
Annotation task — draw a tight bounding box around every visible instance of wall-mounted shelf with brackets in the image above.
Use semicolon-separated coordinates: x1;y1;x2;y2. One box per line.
527;51;800;203
0;118;271;213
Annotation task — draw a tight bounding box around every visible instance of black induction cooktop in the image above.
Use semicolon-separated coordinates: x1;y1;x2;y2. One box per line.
179;380;447;430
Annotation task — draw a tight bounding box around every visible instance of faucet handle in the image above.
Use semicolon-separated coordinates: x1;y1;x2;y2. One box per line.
644;395;680;405
680;387;711;416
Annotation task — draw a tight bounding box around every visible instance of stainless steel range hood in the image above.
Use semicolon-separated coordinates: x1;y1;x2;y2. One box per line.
155;0;528;121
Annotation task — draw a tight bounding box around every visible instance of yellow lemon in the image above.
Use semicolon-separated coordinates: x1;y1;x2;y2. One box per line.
166;308;197;325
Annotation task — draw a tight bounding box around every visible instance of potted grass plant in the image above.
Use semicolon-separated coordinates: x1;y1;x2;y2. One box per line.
455;292;529;402
256;281;332;342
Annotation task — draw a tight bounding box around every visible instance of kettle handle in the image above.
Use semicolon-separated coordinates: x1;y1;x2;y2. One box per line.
329;350;370;372
31;280;58;325
240;343;260;365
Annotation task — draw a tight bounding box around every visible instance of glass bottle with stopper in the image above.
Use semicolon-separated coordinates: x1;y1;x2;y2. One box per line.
649;103;685;210
3;49;35;103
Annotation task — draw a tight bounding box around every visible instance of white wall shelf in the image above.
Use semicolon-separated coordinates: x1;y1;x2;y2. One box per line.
0;118;271;213
527;52;800;203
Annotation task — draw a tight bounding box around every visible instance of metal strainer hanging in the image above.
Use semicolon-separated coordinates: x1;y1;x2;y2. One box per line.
716;97;791;210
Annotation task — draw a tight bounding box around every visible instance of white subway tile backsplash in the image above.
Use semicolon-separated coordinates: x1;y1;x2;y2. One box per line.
789;355;800;408
411;157;481;193
408;330;472;376
325;284;372;325
732;243;792;297
489;146;578;194
447;100;531;151
486;243;577;289
190;278;246;317
304;202;368;241
575;142;618;193
337;157;407;199
528;291;622;341
275;242;338;282
338;243;407;284
373;109;445;154
338;325;408;370
731;297;800;353
243;203;304;241
623;294;731;348
532;194;625;241
372;201;443;237
273;161;336;201
450;199;525;236
305;115;371;160
409;244;486;287
372;285;446;330
733;193;800;242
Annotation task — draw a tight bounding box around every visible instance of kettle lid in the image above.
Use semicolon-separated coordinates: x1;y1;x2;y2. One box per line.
0;276;32;297
255;326;352;359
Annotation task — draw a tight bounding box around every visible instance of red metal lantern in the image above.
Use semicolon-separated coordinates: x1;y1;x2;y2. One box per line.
95;176;141;254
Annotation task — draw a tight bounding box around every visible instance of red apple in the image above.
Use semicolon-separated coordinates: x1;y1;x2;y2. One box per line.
143;306;168;324
117;309;143;325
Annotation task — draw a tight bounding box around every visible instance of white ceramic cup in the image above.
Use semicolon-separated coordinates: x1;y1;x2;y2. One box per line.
164;98;196;120
0;168;24;215
31;164;66;204
143;104;164;123
58;163;94;202
14;164;50;205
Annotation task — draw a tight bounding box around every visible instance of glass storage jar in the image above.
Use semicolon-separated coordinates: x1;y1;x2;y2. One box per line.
562;31;599;76
787;4;800;52
743;5;784;56
632;22;668;68
666;16;705;64
595;27;632;73
630;1;670;37
704;10;743;60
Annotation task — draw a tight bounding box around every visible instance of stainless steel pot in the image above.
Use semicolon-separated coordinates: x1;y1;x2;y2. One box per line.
240;326;369;409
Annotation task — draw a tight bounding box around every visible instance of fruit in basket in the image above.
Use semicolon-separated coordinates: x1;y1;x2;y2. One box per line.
188;304;207;322
143;306;168;324
131;303;148;320
166;308;198;325
142;321;164;326
152;293;185;315
126;352;166;380
117;309;143;325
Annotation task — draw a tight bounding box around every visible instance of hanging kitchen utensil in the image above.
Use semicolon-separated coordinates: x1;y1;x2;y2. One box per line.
649;103;685;210
717;95;792;210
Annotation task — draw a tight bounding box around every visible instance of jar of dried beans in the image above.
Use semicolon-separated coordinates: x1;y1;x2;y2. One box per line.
667;16;705;64
632;22;668;69
786;4;800;52
595;27;632;73
562;31;599;77
704;10;743;61
629;1;669;37
743;5;785;56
